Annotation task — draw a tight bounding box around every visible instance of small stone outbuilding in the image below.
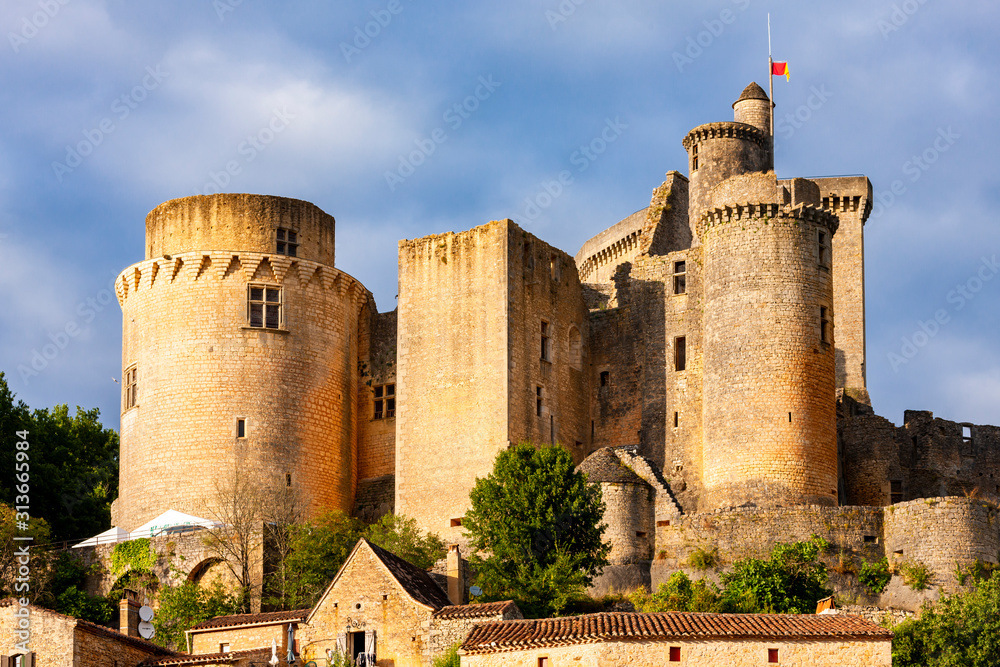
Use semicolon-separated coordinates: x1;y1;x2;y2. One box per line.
460;611;893;666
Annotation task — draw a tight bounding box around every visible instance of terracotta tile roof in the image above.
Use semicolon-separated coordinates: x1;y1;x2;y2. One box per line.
190;608;310;631
141;648;275;666
460;612;893;654
577;448;647;485
365;539;452;610
433;600;520;620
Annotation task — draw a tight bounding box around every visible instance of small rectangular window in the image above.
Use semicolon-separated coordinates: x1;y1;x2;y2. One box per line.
237;418;246;438
220;643;231;653
768;648;779;663
550;255;560;281
673;411;679;428
450;518;463;528
276;228;298;257
673;261;686;295
674;336;686;372
600;371;610;387
123;365;138;411
818;230;830;268
864;535;877;544
691;143;698;171
538;658;549;667
248;285;282;329
286;473;292;487
536;386;543;417
890;479;903;504
541;321;552;361
669;646;681;661
657;520;671;527
820;306;830;343
373;384;395;419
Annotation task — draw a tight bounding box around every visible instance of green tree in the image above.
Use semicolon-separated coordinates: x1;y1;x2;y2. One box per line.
365;513;445;570
0;373;118;543
0;503;54;603
718;536;832;614
153;580;239;651
893;570;1000;667
45;551;115;625
463;443;610;618
278;511;365;610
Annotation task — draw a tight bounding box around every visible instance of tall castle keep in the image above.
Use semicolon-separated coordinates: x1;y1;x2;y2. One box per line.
114;83;1000;599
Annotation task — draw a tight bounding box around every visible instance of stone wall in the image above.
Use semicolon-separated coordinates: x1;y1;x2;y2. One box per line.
883;496;1000;588
358;307;397;482
190;622;289;655
654;505;884;581
461;637;892;667
0;604;76;667
116;194;367;530
427;609;521;660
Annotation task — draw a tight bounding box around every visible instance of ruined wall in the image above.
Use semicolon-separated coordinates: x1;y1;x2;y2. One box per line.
395;222;511;541
883;496;1000;588
699;195;839;510
116;195;365;530
358;307;397;482
507;224;590;458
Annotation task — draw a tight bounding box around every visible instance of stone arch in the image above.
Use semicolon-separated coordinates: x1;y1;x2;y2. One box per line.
187;557;237;589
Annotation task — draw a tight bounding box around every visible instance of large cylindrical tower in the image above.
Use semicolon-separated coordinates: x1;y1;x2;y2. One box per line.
698;173;839;509
115;194;368;530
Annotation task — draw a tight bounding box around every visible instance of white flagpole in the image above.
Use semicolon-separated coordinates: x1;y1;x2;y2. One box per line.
768;13;774;139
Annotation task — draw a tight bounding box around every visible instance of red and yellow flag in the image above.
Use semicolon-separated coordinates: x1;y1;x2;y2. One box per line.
771;61;790;81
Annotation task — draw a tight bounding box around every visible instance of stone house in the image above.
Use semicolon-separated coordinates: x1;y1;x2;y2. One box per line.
459;611;893;666
0;599;173;667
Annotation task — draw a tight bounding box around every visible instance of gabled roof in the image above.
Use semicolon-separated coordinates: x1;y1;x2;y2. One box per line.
577;448;647;485
190;608;310;632
432;600;520;620
461;612;893;654
307;538;451;624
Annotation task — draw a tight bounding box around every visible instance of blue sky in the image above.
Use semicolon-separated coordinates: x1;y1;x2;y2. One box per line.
1;0;998;431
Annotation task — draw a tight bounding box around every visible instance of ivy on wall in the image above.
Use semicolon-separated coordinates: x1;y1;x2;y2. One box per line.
111;538;156;578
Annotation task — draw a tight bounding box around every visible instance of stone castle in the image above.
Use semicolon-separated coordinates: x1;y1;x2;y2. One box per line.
112;82;1000;602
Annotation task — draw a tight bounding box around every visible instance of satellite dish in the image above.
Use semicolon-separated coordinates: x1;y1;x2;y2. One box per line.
138;621;155;639
139;605;154;622
470;586;482;597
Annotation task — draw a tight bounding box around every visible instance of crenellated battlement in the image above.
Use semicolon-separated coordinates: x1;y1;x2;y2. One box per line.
114;250;368;309
697;201;839;238
681;121;770;151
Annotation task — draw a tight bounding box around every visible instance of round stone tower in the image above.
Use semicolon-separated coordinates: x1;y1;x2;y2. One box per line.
698;172;840;509
115;194;368;530
682;83;773;230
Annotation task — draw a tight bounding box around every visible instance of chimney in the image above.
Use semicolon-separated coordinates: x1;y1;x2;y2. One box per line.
446;544;466;606
119;589;141;637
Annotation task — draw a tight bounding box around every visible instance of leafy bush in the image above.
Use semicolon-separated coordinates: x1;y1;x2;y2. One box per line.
687;547;718;570
859;558;892;595
718;536;832;614
628;572;720;613
365;514;445;570
893;570;1000;666
899;560;932;591
432;644;461;667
